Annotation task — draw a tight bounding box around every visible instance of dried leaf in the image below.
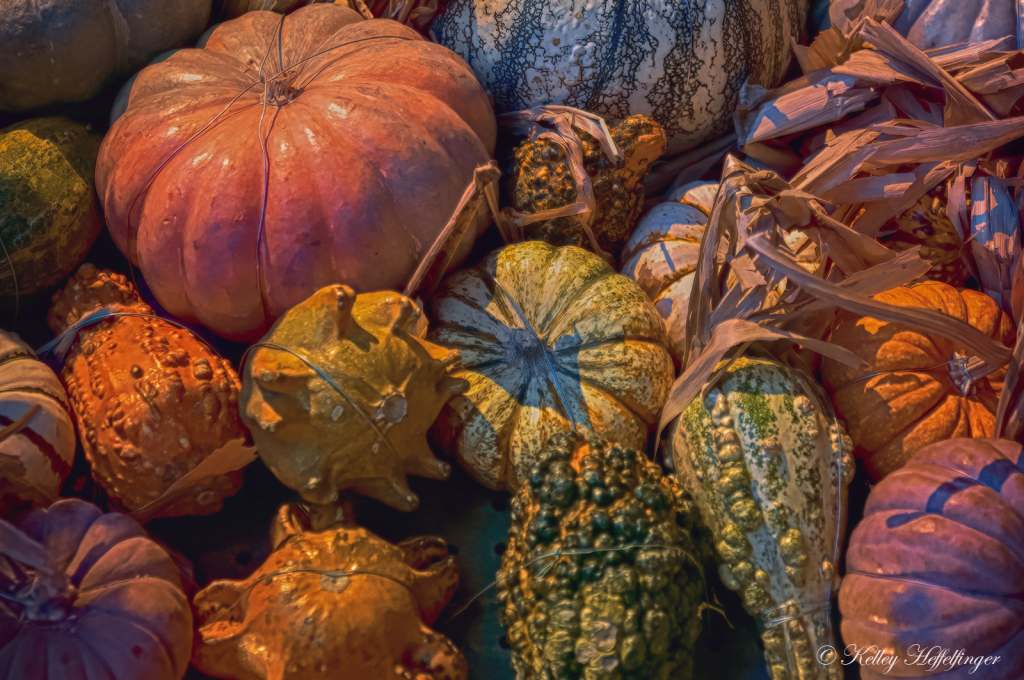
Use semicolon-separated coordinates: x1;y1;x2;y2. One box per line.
857;19;996;125
966;174;1022;313
818;172;915;203
736;73;879;146
404;162;500;300
747;234;1014;366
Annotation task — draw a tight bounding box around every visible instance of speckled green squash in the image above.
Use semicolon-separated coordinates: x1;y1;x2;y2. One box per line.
0;118;103;301
667;356;854;680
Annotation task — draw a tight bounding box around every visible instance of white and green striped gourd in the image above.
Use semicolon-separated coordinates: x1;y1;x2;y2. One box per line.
667;355;854;680
0;330;75;511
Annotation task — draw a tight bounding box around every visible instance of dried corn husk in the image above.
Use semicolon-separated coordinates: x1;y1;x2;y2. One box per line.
657;155;1015;444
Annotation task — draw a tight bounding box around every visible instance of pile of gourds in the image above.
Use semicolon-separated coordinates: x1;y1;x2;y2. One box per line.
2;1;1023;679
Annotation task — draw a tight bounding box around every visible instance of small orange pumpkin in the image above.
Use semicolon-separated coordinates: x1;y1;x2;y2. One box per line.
822;281;1015;480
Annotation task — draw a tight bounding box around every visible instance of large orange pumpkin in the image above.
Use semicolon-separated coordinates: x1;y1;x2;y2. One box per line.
822;281;1015;480
96;4;496;341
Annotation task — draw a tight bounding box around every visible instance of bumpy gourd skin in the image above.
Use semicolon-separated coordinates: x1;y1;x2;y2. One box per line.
497;432;706;680
880;182;968;286
510;115;666;261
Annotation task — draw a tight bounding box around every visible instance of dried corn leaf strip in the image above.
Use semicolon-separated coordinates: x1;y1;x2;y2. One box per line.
746;234;1013;366
946;173;1023;313
858;19;997;124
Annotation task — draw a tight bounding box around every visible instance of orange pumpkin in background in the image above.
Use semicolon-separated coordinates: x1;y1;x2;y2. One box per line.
97;4;496;342
822;281;1015;481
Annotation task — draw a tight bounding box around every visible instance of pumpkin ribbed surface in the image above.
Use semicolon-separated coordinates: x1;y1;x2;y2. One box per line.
428;242;674;492
0;330;75;514
0;499;193;680
97;4;496;341
0;118;103;299
840;438;1024;679
822;281;1015;481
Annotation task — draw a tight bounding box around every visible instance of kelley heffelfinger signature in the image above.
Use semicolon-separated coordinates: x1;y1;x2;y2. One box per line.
817;644;1003;675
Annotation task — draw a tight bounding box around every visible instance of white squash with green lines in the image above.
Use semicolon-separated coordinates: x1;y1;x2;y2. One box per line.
0;330;76;511
667;356;853;680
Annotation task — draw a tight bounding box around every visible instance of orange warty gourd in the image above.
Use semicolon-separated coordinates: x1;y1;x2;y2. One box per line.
48;264;248;517
822;281;1015;481
192;503;466;680
96;4;497;341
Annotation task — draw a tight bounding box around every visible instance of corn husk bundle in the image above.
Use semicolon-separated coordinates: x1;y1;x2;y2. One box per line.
657;0;1024;442
733;0;1024;307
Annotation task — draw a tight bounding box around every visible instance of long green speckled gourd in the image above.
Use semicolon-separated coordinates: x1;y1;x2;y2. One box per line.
667;356;854;680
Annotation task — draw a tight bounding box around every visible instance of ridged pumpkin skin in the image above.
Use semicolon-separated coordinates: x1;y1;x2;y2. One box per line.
0;0;210;111
822;281;1015;481
97;4;497;341
840;438;1024;679
0;330;75;515
0;118;103;300
0;499;193;680
433;0;807;155
47;264;247;517
621;182;716;363
668;356;854;680
428;242;674;492
193;503;465;680
241;285;468;512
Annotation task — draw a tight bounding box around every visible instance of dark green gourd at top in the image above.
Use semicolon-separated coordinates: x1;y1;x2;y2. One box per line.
0;118;103;302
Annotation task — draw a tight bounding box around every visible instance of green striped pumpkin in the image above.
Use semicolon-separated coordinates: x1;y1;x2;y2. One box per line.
428;241;675;492
0;118;103;302
667;356;854;680
0;330;76;513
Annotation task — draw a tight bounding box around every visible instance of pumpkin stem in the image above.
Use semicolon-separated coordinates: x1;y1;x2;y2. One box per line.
263;72;300;106
947;353;976;396
0;555;74;622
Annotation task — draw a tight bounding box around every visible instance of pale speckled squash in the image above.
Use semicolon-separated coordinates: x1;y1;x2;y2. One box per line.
432;0;809;155
621;182;717;363
667;356;854;680
0;330;75;514
428;241;675;492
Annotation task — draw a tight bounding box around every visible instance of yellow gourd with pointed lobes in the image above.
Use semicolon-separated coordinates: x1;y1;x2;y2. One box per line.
241;285;469;511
